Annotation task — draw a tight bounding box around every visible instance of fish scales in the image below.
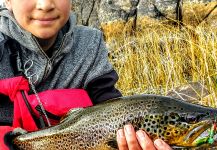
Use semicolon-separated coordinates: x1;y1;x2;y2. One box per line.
13;94;217;150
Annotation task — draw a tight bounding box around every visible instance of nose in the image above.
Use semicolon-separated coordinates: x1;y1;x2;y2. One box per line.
36;0;55;11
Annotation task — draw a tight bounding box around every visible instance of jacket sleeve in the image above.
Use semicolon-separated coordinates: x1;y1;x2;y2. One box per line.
82;29;122;104
86;70;122;104
0;94;13;126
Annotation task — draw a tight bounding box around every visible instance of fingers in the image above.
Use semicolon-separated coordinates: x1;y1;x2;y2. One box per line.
117;124;142;150
117;124;173;150
136;130;156;150
124;124;142;150
117;129;128;150
154;139;173;150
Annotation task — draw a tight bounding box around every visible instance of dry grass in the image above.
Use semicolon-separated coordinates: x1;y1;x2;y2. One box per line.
100;3;217;107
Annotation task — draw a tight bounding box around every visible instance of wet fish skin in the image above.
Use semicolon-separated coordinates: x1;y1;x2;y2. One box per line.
13;94;217;150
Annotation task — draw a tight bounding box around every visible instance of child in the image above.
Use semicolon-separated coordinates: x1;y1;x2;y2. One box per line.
0;0;171;149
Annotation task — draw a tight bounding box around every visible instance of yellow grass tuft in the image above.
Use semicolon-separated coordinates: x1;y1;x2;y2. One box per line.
101;6;217;107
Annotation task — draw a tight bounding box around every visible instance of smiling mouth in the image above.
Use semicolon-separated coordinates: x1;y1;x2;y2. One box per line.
31;17;59;25
37;17;58;21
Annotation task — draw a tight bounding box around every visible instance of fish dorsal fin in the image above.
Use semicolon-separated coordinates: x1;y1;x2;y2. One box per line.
60;108;84;123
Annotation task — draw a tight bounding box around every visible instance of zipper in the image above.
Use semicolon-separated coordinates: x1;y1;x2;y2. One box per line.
42;61;52;80
43;34;66;80
32;36;50;81
32;36;50;60
31;34;67;80
51;34;67;64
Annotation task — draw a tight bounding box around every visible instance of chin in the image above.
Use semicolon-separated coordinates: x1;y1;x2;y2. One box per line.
34;32;57;40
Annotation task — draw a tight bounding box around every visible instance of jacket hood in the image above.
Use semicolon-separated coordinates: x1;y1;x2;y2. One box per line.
0;8;77;52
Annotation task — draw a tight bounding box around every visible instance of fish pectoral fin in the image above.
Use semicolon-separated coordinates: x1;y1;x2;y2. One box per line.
105;139;118;149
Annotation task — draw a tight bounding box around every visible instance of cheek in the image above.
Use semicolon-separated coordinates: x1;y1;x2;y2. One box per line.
57;1;71;16
11;0;33;13
12;8;30;28
11;2;33;24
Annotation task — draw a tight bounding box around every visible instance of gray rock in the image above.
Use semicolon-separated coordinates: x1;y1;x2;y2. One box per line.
72;0;100;28
166;82;210;103
71;0;217;28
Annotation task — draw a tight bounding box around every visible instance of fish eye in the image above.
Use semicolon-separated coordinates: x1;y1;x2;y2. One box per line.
185;115;198;123
180;113;207;123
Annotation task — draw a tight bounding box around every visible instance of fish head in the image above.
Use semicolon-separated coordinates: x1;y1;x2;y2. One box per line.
153;111;216;148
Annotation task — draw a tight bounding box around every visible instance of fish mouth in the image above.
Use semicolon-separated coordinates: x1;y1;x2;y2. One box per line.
192;122;217;148
171;120;217;149
176;120;217;148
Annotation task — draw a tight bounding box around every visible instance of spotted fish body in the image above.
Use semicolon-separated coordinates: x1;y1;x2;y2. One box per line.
13;94;217;150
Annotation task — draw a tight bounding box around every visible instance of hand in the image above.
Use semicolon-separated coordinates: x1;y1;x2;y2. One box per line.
116;124;172;150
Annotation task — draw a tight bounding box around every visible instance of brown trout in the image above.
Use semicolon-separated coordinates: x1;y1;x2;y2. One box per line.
12;94;217;150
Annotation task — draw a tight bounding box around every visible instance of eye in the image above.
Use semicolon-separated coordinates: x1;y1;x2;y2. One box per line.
179;113;207;123
185;114;198;123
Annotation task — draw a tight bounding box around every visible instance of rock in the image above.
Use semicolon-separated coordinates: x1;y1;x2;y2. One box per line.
166;82;210;103
71;0;217;28
98;0;138;23
71;0;100;28
183;1;217;27
137;0;179;19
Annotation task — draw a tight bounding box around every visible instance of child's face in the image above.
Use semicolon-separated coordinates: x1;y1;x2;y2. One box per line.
5;0;71;40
